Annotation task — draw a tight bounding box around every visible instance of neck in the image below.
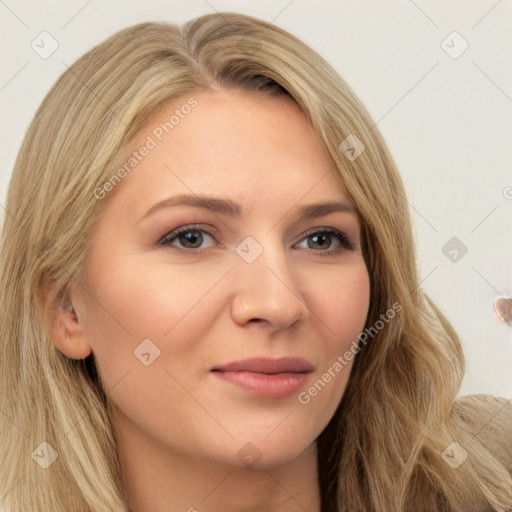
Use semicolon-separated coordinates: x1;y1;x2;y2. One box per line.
114;416;321;512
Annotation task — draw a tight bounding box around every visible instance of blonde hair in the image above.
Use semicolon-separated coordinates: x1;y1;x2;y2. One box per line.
1;12;510;511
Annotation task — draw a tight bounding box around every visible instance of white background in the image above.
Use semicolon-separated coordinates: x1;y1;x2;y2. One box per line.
1;0;511;399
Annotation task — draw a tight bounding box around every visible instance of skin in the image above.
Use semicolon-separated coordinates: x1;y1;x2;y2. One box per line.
52;88;370;512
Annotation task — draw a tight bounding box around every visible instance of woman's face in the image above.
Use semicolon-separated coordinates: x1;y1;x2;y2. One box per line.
73;88;370;470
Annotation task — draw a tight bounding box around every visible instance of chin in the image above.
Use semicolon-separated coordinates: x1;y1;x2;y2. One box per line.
225;431;317;472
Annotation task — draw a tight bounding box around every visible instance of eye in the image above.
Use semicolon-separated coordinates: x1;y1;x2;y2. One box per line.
294;227;355;255
158;225;218;250
157;225;355;255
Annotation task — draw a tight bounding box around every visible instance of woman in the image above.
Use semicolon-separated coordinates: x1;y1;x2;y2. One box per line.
0;12;510;512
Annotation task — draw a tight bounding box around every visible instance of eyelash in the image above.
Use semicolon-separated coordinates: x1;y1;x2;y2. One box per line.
158;224;355;256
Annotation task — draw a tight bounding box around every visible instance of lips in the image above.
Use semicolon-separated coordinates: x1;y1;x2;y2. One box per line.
211;357;314;399
211;357;314;374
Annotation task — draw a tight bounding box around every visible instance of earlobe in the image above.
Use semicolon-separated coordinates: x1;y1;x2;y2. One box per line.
50;296;92;360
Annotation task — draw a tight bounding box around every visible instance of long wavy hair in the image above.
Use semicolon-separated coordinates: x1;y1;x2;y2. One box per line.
1;12;511;512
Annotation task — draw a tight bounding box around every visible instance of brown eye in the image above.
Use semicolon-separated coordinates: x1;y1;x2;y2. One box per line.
306;233;332;250
295;228;354;255
177;230;203;248
159;226;216;250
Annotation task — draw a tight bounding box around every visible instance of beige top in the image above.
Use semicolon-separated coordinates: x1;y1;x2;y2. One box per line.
454;394;512;472
452;394;512;511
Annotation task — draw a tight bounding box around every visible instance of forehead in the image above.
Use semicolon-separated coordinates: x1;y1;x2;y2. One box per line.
103;88;352;219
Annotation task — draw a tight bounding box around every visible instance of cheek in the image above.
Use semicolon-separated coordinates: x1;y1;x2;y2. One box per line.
82;253;370;373
79;259;231;371
310;262;370;347
299;263;370;409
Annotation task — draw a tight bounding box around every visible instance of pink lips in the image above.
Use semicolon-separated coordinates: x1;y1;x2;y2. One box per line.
211;357;314;399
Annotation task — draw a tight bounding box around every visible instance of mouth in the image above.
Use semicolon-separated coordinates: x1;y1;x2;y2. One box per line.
210;357;314;399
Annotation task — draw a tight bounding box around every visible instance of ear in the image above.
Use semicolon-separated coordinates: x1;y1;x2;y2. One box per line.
46;289;92;360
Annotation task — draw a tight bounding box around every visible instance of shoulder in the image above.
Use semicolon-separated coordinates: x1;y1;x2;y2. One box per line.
452;393;512;473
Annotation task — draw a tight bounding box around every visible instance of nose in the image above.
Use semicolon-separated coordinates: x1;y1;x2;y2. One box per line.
230;240;310;332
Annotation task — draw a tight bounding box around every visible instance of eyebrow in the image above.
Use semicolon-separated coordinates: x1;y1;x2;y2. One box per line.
139;194;355;222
